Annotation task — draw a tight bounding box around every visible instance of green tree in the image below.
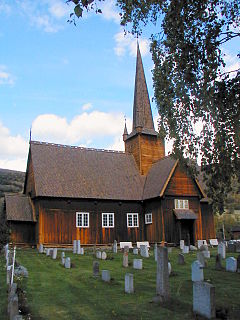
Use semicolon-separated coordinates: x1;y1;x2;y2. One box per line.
0;198;9;252
68;0;240;213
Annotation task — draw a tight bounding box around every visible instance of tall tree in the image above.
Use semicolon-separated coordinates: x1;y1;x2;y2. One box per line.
68;0;240;213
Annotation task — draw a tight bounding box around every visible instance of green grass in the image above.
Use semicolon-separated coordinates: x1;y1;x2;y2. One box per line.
0;255;8;320
0;248;240;320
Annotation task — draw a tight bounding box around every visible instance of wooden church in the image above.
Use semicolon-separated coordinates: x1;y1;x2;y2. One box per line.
5;44;215;246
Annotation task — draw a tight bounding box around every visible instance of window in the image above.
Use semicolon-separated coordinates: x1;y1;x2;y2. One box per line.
76;212;89;228
102;213;114;228
145;213;152;224
174;199;189;209
127;213;139;227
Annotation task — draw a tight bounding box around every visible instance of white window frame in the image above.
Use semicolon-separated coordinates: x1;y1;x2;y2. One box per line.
76;212;89;228
174;199;189;209
145;213;152;224
127;213;139;228
102;213;115;228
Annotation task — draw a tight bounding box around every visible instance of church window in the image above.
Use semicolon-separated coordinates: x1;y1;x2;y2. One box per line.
174;199;189;209
76;212;89;228
127;213;139;227
102;213;114;228
145;213;152;224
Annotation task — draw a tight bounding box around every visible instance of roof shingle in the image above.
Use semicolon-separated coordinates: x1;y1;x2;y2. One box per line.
5;193;35;222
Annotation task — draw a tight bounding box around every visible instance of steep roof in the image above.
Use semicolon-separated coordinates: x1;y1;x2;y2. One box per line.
5;193;35;222
29;141;144;201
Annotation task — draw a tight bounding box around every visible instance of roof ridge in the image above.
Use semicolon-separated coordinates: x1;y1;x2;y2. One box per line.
30;140;126;155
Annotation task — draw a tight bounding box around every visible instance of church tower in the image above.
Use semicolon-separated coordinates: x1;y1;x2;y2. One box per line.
123;43;165;175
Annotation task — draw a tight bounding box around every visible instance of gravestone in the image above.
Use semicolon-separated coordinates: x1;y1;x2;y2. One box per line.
200;245;208;252
125;273;134;294
9;294;19;320
133;259;142;270
93;261;99;277
101;252;107;260
65;257;71;269
226;257;237;272
193;282;215;319
113;240;117;253
167;247;172;254
46;249;51;256
39;244;44;254
7;266;12;285
218;242;226;259
190;245;197;251
102;270;110;282
80;248;84;255
168;262;171;275
182;246;189;254
180;240;184;250
236;242;240;253
237;255;240;273
154;243;158;261
197;240;207;249
178;253;185;265
203;250;210;259
77;240;81;254
228;242;236;253
133;248;139;255
49;249;53;258
156;247;170;301
61;252;65;265
215;254;223;271
124;245;129;253
52;248;57;260
140;245;149;258
123;247;128;268
73;240;77;254
197;252;206;267
192;260;204;282
96;251;102;259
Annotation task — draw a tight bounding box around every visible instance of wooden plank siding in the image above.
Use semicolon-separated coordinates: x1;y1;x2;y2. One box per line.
34;198;144;245
201;202;216;240
9;222;36;244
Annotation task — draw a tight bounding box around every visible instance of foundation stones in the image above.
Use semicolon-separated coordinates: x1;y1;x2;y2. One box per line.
125;273;134;293
102;270;110;282
226;257;237;272
133;259;142;270
193;282;215;319
192;260;204;282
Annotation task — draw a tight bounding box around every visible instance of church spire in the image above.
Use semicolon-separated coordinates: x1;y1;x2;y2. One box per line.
132;42;156;134
123;116;128;141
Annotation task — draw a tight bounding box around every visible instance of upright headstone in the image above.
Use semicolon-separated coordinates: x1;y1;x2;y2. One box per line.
61;252;65;265
93;261;99;277
133;248;139;255
168;262;172;275
7;266;12;285
178;253;185;265
77;240;81;254
193;282;215;319
123;247;128;268
46;249;51;256
125;273;134;294
52;248;57;260
226;257;237;272
101;252;107;260
182;246;189;254
133;259;142;270
203;250;210;259
215;254;222;271
180;240;184;250
228;242;236;253
197;252;206;267
65;257;71;269
190;245;197;251
113;240;117;253
192;260;204;282
154;243;158;261
73;240;77;254
96;251;102;259
140;245;149;258
156;247;170;301
218;242;226;259
102;270;110;282
9;294;19;320
237;255;240;273
236;242;240;253
39;244;44;254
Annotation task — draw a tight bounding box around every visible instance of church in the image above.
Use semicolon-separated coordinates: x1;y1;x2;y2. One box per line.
5;44;215;246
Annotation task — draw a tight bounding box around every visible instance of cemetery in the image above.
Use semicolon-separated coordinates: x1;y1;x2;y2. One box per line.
0;242;240;320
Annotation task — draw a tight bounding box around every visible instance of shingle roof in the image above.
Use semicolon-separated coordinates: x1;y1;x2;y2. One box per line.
173;209;198;220
143;156;178;200
5;193;35;222
30;141;144;201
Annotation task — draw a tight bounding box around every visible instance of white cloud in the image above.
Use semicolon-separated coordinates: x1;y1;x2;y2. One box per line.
100;0;120;24
48;1;69;19
0;2;11;14
114;30;150;57
82;103;92;111
0;65;15;85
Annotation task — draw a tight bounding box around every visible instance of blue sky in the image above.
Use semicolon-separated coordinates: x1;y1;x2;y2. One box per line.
0;0;239;172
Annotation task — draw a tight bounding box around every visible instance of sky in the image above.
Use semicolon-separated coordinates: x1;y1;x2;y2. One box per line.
0;0;239;172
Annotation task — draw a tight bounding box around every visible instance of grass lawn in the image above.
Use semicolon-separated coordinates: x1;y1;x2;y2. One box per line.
0;247;239;320
0;255;8;320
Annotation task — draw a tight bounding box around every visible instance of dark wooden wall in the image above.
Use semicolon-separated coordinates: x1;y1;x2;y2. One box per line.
9;221;36;244
201;202;216;239
34;198;144;245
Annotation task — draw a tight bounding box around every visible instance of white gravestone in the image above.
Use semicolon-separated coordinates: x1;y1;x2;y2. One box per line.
156;247;170;301
193;282;215;319
226;257;237;272
80;248;84;255
77;240;81;254
140;245;149;258
46;249;51;256
182;246;189;254
52;248;57;260
123;248;128;267
96;251;102;259
197;252;206;267
218;242;226;259
61;252;65;265
168;262;172;275
65;257;71;269
125;273;134;294
73;240;77;254
154;243;158;261
197;240;207;249
113;240;117;253
133;248;139;255
180;240;184;250
39;244;44;254
203;250;210;259
101;252;107;260
133;259;142;270
102;270;110;282
192;260;204;282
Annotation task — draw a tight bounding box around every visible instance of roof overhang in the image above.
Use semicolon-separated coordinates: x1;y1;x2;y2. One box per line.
173;209;197;220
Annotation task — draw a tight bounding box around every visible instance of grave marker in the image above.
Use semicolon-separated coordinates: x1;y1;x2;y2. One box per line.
77;240;81;254
96;251;102;259
113;240;117;253
52;248;57;260
133;259;142;270
226;257;237;272
215;254;222;271
101;252;107;260
125;273;134;294
197;252;206;267
123;247;128;268
180;240;184;250
218;242;226;259
154;243;158;261
39;244;44;254
182;246;189;254
102;270;110;282
140;245;149;258
65;257;71;269
93;261;99;277
193;282;215;319
73;240;77;254
156;247;170;301
178;253;185;265
133;248;139;255
192;260;204;282
61;252;65;265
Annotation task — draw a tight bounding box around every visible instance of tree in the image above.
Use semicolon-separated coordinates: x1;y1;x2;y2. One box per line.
68;0;240;213
0;198;9;252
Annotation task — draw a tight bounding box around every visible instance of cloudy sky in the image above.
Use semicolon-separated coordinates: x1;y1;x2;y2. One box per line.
0;1;239;172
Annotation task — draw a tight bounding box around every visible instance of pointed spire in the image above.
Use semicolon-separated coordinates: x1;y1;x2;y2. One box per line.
123;116;128;141
132;42;156;134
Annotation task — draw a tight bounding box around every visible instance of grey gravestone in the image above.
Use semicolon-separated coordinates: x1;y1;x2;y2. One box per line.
133;259;142;270
168;262;171;275
113;240;117;253
156;247;170;301
203;250;210;259
193;281;215;319
154;243;158;261
125;273;134;294
9;294;19;320
140;245;149;258
96;251;102;259
124;246;129;253
101;252;107;260
102;270;110;282
61;252;65;262
178;253;185;265
49;249;53;258
93;261;99;277
65;257;71;269
14;266;28;278
73;240;77;254
215;254;223;271
77;240;81;254
237;255;240;273
52;248;57;260
123;249;128;268
167;247;172;254
228;243;236;253
197;251;206;267
226;257;237;272
182;246;189;254
133;248;139;255
218;242;226;259
192;260;204;282
46;249;51;256
39;244;44;254
180;240;184;250
236;242;240;253
80;248;84;255
200;245;208;251
190;245;197;251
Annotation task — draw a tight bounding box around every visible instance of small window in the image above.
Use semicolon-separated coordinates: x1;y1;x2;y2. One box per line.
102;213;114;228
145;213;152;224
127;213;139;227
174;199;189;209
76;212;89;228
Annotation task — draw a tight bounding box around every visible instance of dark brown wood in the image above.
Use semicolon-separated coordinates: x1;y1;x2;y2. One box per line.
9;221;36;244
201;202;216;239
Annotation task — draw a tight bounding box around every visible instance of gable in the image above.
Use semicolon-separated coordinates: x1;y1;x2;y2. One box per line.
24;150;36;197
